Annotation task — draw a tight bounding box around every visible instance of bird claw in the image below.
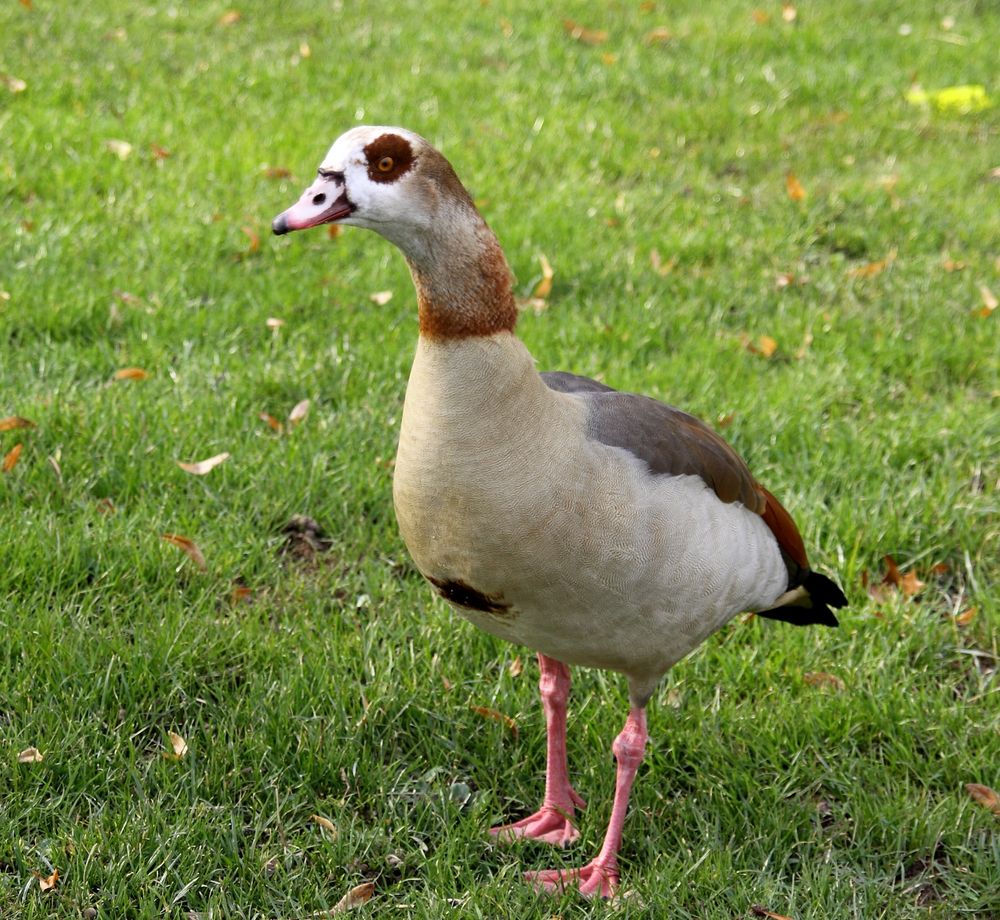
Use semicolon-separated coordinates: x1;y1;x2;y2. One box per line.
525;859;619;898
489;804;582;847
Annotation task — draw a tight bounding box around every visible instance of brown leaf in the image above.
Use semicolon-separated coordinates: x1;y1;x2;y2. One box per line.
17;746;43;763
327;224;343;239
369;290;393;306
262;166;292;179
563;19;609;45
954;607;977;627
19;0;32;8
177;452;230;475
266;317;285;330
781;3;797;22
259;412;283;433
2;443;23;473
644;26;673;43
218;9;241;25
942;258;965;272
165;730;188;759
0;415;35;431
848;250;896;278
35;869;59;892
330;882;375;913
650;249;678;276
310;814;338;835
785;171;806;201
96;497;117;515
470;705;519;737
775;272;795;289
899;570;925;597
112;366;149;381
299;41;311;58
751;907;794;920
751;9;771;24
508;655;523;677
151;144;171;160
742;333;778;358
976;284;997;317
803;671;846;691
161;533;207;571
241;225;260;253
965;783;1000;816
288;399;311;426
533;253;554;299
716;412;736;429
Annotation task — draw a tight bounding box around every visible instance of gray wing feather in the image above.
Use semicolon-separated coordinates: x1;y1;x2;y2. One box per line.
541;371;763;512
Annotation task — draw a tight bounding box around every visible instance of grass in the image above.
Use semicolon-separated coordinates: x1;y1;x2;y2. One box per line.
1;0;998;916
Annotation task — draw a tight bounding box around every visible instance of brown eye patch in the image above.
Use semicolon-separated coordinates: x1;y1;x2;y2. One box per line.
363;133;415;184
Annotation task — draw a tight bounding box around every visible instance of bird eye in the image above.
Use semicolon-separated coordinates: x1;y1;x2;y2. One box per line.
377;156;394;173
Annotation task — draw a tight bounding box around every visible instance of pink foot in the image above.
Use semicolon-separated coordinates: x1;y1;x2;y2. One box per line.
526;859;619;899
489;795;585;847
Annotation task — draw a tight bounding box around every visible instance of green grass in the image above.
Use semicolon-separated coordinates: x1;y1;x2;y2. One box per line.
1;0;998;916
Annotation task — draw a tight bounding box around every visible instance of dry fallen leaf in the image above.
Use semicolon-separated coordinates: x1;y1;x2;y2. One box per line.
508;655;523;678
751;907;794;920
803;671;846;691
3;74;28;93
310;814;338;835
161;533;207;571
288;399;311;426
563;19;609;44
35;869;59;892
954;607;977;627
965;783;1000;816
329;882;375;913
218;9;241;25
327;224;343;240
177;452;230;475
942;258;966;272
650;249;678;276
266;317;285;330
113;367;149;381
866;554;924;602
242;225;260;253
231;584;253;605
781;3;797;22
751;9;771;24
785;171;806;201
742;333;778;358
262;166;292;179
533;253;554;299
96;497;116;514
18;746;43;763
299;41;312;58
369;290;393;305
151;144;171;160
2;443;23;473
166;731;188;759
105;139;133;160
898;569;925;597
259;412;283;433
644;26;672;43
977;284;998;317
0;415;35;431
847;252;895;279
470;705;519;737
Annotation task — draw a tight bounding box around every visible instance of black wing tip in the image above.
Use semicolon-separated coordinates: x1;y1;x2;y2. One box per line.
757;571;847;628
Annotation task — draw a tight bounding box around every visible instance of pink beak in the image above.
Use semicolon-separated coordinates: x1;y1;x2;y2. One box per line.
272;173;354;235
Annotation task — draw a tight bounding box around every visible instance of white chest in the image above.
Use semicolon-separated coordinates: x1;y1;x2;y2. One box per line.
392;334;786;681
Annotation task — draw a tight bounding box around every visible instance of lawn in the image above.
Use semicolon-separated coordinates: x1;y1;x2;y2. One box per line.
1;0;998;917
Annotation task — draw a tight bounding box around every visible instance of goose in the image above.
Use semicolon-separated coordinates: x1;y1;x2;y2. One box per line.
272;126;847;898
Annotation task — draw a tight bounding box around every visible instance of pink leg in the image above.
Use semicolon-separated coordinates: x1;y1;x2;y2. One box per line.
490;654;586;847
526;707;647;898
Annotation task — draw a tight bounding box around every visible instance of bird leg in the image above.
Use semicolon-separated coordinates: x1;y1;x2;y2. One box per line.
526;706;647;898
489;654;586;847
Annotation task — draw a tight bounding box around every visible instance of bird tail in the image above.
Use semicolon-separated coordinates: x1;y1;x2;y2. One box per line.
756;571;847;627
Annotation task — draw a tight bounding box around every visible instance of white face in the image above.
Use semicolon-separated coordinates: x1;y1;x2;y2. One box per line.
272;126;433;246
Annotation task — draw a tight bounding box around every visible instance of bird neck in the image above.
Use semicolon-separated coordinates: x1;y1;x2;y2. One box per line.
403;204;518;340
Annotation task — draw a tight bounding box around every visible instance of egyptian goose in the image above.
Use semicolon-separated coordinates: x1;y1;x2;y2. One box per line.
272;126;847;898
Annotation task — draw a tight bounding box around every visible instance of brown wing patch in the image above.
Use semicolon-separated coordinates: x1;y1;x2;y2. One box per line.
757;484;809;571
363;133;416;184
